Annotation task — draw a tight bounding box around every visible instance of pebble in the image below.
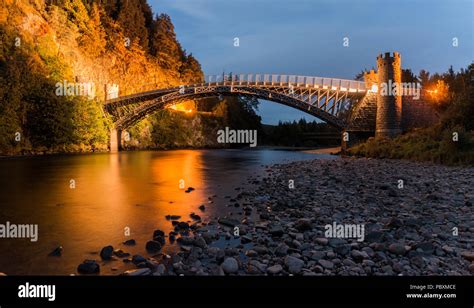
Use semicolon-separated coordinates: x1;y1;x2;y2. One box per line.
113;249;130;258
315;238;328;246
146;240;162;252
274;243;289;256
123;268;151;276
218;218;239;227
221;257;239;274
100;245;113;260
132;255;146;265
269;225;285;237
318;259;334;269
388;244;407;256
165;215;181;220
153;229;165;237
295;218;312;231
285;256;305;274
461;251;474;261
123;239;136;246
49;246;63;257
193;237;207;249
351;250;369;261
267;264;283;275
77;260;100;274
469;263;474;273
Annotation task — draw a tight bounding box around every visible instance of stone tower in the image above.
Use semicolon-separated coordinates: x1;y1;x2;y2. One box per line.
375;52;402;138
364;69;378;89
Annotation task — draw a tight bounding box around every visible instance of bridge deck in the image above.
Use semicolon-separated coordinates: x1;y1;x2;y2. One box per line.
206;74;366;92
105;74;367;105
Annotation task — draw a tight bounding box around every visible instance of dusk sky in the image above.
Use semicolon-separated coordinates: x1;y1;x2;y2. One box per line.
150;0;473;124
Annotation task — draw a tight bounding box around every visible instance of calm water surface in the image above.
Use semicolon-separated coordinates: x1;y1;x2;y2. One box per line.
0;149;336;275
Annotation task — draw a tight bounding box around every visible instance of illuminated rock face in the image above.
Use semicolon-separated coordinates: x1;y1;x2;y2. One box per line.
376;52;402;138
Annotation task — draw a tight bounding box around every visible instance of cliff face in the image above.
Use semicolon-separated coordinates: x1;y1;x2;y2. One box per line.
1;0;239;154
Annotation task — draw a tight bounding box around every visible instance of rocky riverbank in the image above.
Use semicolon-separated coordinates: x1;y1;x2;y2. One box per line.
79;157;474;276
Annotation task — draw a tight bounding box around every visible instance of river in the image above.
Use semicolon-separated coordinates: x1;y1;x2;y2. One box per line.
0;149;336;275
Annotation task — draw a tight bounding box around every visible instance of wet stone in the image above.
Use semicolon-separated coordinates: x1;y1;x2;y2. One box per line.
146;240;162;253
100;245;114;260
77;260;100;274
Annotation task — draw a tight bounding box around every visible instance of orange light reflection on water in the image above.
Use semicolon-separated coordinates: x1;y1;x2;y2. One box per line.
148;150;207;227
45;151;209;274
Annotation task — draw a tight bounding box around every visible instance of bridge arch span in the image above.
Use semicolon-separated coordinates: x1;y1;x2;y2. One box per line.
114;86;351;130
104;74;369;151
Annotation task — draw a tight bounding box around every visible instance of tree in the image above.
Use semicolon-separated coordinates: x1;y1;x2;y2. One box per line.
426;80;449;110
78;3;106;57
418;69;430;87
180;53;203;83
114;0;149;49
354;70;366;81
149;14;183;72
402;69;419;83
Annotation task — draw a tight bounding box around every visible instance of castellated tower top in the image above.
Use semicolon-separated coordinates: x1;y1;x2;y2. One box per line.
377;52;400;61
377;52;401;68
363;69;378;87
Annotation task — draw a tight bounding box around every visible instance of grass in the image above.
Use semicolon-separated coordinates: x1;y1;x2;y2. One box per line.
348;125;474;166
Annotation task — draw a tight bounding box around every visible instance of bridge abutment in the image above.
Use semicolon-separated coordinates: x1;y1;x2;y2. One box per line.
110;128;122;153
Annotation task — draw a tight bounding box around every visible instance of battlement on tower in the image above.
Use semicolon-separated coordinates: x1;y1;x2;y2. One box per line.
376;52;401;70
377;52;400;61
363;69;378;87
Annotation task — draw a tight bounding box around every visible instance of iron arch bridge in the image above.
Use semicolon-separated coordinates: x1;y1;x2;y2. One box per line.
104;74;369;131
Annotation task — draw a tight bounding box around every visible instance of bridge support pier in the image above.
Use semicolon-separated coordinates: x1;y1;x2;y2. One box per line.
110;128;122;153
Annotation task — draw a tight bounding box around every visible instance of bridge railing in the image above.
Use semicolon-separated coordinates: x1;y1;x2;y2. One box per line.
204;74;366;92
107;74;367;102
